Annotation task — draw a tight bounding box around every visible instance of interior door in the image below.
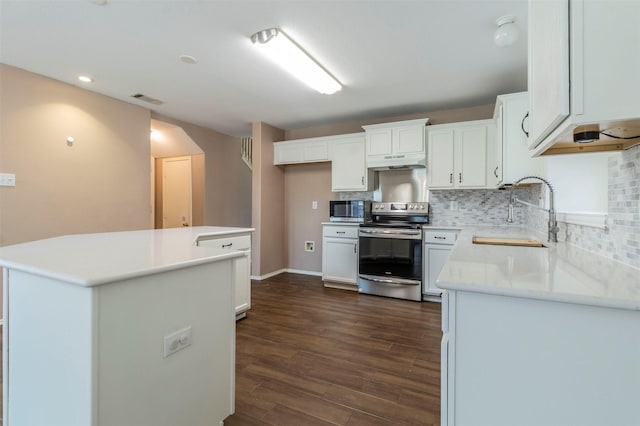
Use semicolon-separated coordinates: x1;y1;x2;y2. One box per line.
162;156;192;228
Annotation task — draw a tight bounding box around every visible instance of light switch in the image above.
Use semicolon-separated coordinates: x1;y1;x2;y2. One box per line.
312;201;318;209
0;173;16;187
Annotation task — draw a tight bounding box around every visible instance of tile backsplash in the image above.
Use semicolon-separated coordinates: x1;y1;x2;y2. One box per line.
339;145;639;270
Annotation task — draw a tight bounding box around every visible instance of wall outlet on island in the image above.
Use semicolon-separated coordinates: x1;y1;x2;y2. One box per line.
305;241;315;252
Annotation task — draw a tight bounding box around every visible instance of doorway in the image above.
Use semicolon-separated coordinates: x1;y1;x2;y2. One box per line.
162;156;192;228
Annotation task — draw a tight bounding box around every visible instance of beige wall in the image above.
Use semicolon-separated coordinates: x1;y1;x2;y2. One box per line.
281;104;495;273
154;154;205;228
284;162;332;273
151;113;251;227
251;122;285;277
0;64;152;246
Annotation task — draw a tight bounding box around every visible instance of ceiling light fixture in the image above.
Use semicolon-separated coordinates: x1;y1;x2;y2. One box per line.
494;15;519;47
179;54;197;64
78;75;93;83
250;28;342;95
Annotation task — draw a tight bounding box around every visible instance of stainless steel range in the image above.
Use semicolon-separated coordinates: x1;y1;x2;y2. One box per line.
358;202;429;301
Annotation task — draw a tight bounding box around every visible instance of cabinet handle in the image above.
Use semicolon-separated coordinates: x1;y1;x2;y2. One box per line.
521;112;529;137
434;236;446;240
222;243;233;248
449;173;453;184
494;166;499;178
459;173;462;183
361;176;364;185
337;231;345;234
354;244;357;253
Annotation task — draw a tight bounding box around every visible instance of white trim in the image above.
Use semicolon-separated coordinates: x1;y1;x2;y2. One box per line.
556;212;608;229
0;319;3;326
250;268;322;281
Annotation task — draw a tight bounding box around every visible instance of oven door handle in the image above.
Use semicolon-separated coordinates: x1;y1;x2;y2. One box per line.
359;274;421;286
359;229;422;239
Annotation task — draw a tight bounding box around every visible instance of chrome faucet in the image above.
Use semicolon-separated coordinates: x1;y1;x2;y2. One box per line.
506;176;558;243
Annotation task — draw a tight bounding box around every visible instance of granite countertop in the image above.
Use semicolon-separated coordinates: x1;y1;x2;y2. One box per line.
0;226;254;287
436;226;640;311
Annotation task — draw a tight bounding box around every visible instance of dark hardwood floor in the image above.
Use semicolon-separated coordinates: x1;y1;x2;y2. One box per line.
226;273;442;426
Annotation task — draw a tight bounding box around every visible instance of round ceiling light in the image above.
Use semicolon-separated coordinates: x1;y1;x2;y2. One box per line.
179;55;198;64
494;15;519;47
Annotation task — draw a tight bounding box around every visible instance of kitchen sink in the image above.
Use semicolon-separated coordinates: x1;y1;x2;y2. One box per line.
472;236;546;247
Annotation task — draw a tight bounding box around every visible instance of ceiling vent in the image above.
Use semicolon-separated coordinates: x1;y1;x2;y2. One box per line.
130;93;165;105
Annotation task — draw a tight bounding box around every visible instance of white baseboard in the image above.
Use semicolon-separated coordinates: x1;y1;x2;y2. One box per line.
250;268;322;281
286;269;322;277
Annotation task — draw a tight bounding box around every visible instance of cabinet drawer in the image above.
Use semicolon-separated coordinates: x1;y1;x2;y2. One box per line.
323;225;358;239
424;230;458;245
198;234;251;250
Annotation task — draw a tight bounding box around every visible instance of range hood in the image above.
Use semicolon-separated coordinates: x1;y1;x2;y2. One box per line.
532;118;640;156
367;152;426;170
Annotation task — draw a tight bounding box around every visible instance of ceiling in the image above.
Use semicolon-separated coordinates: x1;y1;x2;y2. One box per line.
0;0;528;138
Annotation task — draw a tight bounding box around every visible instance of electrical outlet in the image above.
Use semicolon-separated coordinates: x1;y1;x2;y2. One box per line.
305;241;315;252
163;326;192;358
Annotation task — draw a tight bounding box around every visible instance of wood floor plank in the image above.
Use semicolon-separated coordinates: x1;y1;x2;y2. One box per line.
226;273;442;425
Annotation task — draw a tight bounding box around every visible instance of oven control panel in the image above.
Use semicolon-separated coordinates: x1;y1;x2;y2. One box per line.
372;202;429;213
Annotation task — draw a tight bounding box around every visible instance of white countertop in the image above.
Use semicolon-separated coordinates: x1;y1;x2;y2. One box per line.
0;226;254;287
321;221;362;226
436;226;640;311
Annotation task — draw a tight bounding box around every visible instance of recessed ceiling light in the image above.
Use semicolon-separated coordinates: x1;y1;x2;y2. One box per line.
78;75;93;83
179;55;198;64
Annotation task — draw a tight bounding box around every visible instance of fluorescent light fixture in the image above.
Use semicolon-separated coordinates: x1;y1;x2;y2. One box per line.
78;75;93;83
250;28;342;95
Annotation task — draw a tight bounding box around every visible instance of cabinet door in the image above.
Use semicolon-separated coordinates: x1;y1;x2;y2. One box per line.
322;238;358;284
493;104;504;187
302;140;329;162
366;128;393;156
274;142;302;164
332;136;368;191
394;125;424;155
234;253;251;315
428;129;455;188
425;245;452;294
528;0;569;148
456;125;487;188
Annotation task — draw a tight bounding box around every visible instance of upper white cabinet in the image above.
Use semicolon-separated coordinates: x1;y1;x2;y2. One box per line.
330;133;373;192
428;120;494;189
362;118;429;168
492;92;544;187
274;138;329;165
528;0;640;155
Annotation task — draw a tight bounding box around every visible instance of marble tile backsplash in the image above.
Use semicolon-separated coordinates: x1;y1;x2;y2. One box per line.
337;145;639;269
553;145;639;269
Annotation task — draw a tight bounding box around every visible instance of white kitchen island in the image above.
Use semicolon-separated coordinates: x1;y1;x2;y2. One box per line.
436;227;640;426
0;226;252;426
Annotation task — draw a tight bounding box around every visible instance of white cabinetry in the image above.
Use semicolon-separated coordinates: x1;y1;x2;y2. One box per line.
322;224;358;291
330;133;373;192
198;233;252;319
274;138;329;165
529;0;640;155
362;118;429;168
423;229;458;299
427;120;493;189
441;290;640;426
492;92;544;187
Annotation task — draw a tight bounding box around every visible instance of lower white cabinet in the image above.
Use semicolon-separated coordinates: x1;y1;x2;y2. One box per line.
423;229;458;298
441;290;640;426
197;233;252;319
322;224;358;291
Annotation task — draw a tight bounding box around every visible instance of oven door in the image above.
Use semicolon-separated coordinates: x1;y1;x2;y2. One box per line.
358;228;423;301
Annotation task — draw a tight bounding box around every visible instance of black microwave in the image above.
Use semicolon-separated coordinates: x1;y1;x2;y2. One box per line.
329;200;371;223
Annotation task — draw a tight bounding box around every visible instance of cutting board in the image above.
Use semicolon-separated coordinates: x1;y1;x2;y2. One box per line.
472;236;544;247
